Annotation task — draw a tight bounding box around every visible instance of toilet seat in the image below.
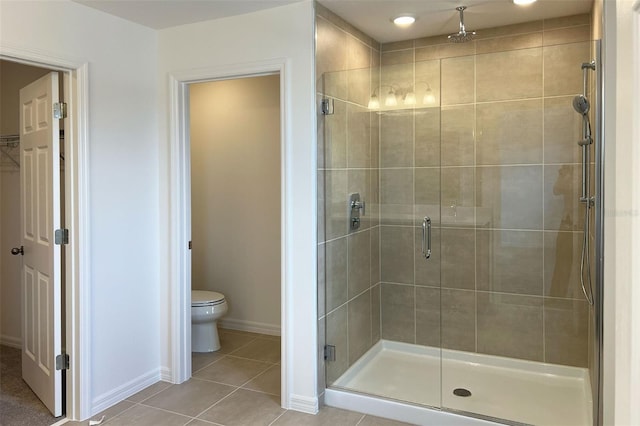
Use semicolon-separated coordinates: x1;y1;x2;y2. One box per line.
192;290;226;307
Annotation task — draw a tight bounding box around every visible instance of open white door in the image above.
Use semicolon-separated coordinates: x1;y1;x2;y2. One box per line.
19;72;62;417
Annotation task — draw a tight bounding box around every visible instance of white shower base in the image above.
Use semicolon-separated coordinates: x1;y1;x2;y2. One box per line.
330;340;592;426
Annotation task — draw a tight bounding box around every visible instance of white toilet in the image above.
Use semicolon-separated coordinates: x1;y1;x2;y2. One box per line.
191;290;228;352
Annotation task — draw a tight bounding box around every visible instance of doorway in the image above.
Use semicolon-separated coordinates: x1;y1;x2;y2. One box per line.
0;51;90;422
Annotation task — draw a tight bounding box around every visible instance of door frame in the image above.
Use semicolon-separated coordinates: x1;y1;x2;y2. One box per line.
0;46;91;421
168;58;290;407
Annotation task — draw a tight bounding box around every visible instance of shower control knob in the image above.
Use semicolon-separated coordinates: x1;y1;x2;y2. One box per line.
11;246;24;256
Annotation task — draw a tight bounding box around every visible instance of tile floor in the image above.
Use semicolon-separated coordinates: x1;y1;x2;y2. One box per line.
66;329;411;426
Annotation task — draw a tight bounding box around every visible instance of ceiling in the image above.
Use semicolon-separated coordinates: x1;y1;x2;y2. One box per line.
72;0;593;42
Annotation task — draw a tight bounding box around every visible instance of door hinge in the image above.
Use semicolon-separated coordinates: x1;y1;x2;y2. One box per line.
321;98;334;115
55;228;69;245
324;345;336;362
53;102;67;119
56;353;69;370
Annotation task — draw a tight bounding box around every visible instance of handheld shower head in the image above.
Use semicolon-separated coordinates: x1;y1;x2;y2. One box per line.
572;94;590;116
573;95;592;144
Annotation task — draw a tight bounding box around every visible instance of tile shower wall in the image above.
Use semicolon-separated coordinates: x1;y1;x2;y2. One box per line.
378;14;593;367
316;3;381;390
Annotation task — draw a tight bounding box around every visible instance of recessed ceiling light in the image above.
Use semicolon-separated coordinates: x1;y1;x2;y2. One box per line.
393;15;416;27
512;0;537;5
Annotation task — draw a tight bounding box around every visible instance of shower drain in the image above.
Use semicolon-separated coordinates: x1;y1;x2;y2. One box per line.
453;388;472;397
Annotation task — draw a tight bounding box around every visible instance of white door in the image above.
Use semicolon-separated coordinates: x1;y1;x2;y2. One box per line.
19;72;62;417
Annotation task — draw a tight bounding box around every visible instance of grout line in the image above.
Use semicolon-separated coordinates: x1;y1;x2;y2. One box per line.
355;413;367;425
268;410;288;426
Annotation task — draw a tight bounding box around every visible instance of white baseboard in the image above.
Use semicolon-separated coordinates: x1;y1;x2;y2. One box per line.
91;368;161;414
219;318;280;336
160;366;172;382
289;394;318;414
0;334;21;348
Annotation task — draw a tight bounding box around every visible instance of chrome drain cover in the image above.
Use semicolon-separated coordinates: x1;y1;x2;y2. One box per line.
453;388;472;397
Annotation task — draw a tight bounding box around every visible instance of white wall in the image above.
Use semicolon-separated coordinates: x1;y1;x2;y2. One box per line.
0;0;160;416
190;76;281;333
602;0;640;424
158;0;317;409
0;61;50;347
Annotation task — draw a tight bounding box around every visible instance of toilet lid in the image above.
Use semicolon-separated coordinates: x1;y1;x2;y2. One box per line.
192;290;225;306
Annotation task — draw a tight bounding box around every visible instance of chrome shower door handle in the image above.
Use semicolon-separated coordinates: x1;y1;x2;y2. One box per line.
422;217;431;260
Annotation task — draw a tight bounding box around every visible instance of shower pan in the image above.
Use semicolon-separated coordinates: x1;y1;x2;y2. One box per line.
316;4;602;425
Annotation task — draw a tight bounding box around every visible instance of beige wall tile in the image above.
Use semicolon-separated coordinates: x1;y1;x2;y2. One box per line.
325;170;348;240
348;290;373;364
371;227;381;285
441;228;475;290
323;99;347;168
415;35;450;47
477;292;543;361
325;237;348;312
477;48;542;102
380;168;413;226
475;20;543;39
415;167;441;226
544;14;591;30
381;62;413;98
415;107;441;167
347;104;371;168
544;96;583;164
316;3;379;49
543;42;591;96
326;305;348;384
441;289;476;351
441;56;475;105
381;49;414;66
381;40;414;52
380;226;414;284
544;164;585;231
349;230;371;298
476;32;542;54
441;105;475;166
348;34;371;69
370;168;380;227
381;283;415;343
476;99;543;165
543;231;584;299
415;227;441;288
370;111;380;168
415;42;475;61
348;67;371;107
476;230;544;296
476;166;543;230
317;243;326;318
380;111;413;167
441;167;474;227
544;298;588;367
416;286;440;347
316;16;347;91
371;283;381;342
543;25;591;46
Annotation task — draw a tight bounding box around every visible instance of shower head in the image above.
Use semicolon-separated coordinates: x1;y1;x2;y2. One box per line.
572;94;590;116
448;6;476;43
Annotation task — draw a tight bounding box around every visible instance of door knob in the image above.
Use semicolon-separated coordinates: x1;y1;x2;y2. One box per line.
11;246;24;256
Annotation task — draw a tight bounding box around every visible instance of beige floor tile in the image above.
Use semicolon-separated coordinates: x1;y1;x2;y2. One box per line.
194;356;272;386
358;415;416;425
230;338;281;363
104;404;190;426
192;351;225;373
77;400;135;424
125;381;173;403
242;364;281;395
184;420;219;426
198;389;284;426
217;331;258;354
142;378;234;417
272;406;363;425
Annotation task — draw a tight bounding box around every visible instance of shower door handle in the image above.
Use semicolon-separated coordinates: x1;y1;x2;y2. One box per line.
422;217;431;260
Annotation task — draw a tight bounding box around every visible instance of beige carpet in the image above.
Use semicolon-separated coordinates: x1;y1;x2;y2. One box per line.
0;345;60;426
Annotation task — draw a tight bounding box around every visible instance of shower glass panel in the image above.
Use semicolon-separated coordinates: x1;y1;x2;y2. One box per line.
317;4;600;424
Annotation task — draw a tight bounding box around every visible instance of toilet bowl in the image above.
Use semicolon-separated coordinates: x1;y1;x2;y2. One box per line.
191;290;228;352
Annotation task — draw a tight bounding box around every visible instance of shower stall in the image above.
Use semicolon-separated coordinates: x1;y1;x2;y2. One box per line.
316;3;602;425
